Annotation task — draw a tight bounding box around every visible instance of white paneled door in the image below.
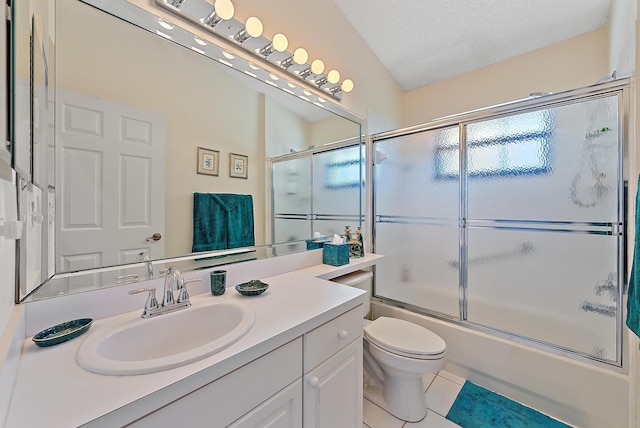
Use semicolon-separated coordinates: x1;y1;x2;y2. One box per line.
56;90;165;287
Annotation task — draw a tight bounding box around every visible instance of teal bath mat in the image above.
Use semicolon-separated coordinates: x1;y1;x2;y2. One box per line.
446;381;571;428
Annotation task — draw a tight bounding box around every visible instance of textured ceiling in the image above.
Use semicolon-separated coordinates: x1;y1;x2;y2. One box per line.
333;0;611;91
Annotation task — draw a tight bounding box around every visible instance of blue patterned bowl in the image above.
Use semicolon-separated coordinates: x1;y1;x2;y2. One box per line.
235;280;269;296
32;318;93;347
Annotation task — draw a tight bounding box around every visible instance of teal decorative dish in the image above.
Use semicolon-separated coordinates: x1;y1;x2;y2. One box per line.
235;280;269;296
32;318;93;347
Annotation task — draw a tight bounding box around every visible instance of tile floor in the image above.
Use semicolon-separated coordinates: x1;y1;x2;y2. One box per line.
363;370;465;428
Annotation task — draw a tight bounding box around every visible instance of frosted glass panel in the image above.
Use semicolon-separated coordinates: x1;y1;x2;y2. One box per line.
272;158;311;215
466;228;618;359
375;127;459;218
313;146;362;217
312;220;351;239
273;218;310;251
467;96;619;222
374;223;459;318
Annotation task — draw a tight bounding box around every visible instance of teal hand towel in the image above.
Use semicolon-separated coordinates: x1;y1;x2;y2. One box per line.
626;176;640;338
192;193;255;253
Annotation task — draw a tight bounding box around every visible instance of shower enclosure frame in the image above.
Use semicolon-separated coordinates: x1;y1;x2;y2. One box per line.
370;78;631;369
268;136;365;248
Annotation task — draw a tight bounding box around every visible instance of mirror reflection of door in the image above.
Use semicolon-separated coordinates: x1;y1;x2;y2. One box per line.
55;89;165;287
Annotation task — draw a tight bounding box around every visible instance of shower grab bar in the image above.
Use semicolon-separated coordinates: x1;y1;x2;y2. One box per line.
448;241;535;270
580;301;616;318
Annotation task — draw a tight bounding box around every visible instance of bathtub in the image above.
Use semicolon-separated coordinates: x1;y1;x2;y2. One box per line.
372;300;633;427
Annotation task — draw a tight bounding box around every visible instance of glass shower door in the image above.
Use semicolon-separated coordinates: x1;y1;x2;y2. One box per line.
272;156;312;254
374;126;461;318
464;95;621;361
312;145;363;238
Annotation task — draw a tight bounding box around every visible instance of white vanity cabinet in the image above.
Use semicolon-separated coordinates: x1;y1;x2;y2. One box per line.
302;305;364;428
125;305;364;428
127;338;303;428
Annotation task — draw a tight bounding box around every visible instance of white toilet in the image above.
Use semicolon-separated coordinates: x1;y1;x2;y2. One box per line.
332;270;447;422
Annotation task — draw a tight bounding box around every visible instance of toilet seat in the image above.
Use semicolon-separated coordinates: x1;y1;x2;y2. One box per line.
364;317;446;360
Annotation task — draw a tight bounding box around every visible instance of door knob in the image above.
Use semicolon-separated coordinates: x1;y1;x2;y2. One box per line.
308;376;320;387
146;233;162;242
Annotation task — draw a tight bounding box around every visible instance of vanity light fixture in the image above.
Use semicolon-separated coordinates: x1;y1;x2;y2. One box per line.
203;0;234;28
341;79;354;93
315;76;328;87
280;47;308;69
156;30;172;39
327;69;340;84
234;16;263;44
259;33;288;57
193;35;207;46
299;59;324;79
158;18;174;30
156;0;353;100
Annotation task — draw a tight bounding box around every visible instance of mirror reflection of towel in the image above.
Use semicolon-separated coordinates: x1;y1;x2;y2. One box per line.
192;193;255;252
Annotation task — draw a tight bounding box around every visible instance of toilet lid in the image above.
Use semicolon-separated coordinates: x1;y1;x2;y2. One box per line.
364;317;446;357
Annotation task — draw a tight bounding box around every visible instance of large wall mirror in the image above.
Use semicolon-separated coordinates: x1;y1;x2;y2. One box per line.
14;0;363;302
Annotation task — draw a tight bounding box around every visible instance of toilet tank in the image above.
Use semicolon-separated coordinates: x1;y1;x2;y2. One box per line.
331;270;373;318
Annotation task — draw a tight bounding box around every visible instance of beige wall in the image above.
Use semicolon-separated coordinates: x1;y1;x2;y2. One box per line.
607;0;637;75
403;28;609;127
265;97;310;158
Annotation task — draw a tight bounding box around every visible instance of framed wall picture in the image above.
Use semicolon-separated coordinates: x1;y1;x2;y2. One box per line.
197;147;220;176
229;153;248;179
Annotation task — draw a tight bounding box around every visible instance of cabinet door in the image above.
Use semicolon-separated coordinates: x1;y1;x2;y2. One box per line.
128;339;302;428
229;380;302;428
303;338;363;428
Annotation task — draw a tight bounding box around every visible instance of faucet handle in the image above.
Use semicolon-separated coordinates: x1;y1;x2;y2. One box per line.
177;278;202;304
129;287;159;318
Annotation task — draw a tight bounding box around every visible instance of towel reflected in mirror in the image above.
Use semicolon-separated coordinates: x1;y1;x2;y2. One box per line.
192;193;255;253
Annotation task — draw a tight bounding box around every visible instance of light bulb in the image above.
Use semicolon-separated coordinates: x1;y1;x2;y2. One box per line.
245;17;263;38
293;48;308;65
214;0;234;20
272;33;288;52
311;59;324;75
327;69;340;84
341;79;354;93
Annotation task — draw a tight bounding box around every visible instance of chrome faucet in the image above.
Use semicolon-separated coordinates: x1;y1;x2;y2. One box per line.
129;266;201;318
137;252;153;280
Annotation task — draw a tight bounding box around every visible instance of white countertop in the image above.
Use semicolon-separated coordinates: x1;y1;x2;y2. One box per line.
6;254;382;427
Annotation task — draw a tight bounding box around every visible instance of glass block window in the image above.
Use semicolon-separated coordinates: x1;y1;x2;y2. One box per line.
434;110;554;179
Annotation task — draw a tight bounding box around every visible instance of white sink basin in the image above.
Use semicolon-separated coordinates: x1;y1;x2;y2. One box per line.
76;300;255;375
